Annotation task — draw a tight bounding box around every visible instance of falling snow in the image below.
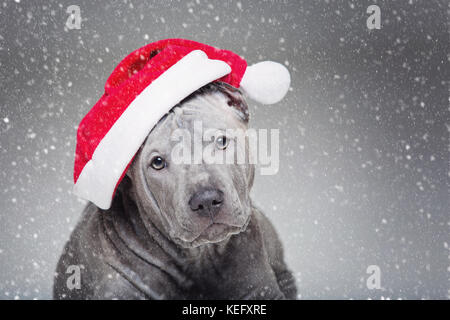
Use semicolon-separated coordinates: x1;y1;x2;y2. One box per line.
0;0;448;300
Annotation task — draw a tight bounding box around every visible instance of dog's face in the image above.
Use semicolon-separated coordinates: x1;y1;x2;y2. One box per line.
126;82;255;248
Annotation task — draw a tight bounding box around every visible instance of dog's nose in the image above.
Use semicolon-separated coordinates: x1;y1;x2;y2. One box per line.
189;188;224;217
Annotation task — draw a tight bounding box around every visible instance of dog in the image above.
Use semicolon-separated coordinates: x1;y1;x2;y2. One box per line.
54;82;297;299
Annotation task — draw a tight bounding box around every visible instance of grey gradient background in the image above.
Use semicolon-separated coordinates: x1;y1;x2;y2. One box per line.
0;0;448;299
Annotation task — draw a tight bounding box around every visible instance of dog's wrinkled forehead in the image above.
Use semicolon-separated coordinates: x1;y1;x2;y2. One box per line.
139;81;249;152
175;81;249;126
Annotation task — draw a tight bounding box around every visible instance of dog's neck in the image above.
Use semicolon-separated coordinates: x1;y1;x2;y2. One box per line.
102;187;252;297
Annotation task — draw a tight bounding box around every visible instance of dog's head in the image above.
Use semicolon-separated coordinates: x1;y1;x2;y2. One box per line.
125;82;255;248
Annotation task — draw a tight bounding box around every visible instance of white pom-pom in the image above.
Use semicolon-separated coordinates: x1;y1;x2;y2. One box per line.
239;61;291;105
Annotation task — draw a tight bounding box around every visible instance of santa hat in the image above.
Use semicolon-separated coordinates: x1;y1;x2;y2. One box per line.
74;38;290;209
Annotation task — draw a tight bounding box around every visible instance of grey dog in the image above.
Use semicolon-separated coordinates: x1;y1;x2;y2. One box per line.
54;82;297;299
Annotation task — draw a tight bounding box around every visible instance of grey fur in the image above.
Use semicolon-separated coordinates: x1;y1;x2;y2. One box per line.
54;83;297;299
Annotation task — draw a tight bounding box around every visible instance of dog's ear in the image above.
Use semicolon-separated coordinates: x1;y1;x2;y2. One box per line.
215;82;249;123
119;167;133;190
124;144;144;180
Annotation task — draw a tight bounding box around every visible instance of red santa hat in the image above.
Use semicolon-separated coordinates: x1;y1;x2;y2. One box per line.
74;38;290;209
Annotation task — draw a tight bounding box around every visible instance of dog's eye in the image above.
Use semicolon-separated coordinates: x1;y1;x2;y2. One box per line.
150;156;166;170
215;135;229;150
